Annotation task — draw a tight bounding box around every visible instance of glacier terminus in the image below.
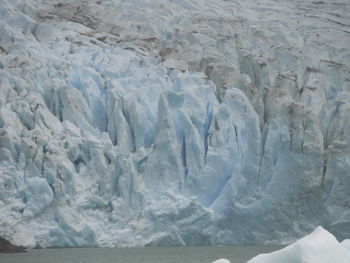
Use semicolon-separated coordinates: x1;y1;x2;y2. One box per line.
0;0;349;248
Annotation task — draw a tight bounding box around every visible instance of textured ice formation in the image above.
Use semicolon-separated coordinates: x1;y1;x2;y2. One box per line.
247;226;350;263
0;0;349;247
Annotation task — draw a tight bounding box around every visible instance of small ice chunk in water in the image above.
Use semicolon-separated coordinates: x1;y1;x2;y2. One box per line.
211;259;230;263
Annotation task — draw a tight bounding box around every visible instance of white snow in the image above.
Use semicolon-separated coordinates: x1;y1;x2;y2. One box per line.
247;226;350;263
0;0;349;247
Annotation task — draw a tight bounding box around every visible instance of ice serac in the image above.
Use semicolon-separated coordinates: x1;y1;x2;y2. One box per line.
247;226;350;263
0;0;350;247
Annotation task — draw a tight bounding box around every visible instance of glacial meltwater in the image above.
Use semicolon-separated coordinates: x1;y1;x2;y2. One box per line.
0;245;283;263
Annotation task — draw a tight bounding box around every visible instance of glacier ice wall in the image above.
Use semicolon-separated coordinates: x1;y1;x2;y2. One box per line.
0;0;349;247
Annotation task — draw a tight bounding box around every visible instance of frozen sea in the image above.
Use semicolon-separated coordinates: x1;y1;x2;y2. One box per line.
0;245;283;263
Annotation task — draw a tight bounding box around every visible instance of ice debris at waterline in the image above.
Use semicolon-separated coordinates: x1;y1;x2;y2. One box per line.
0;0;350;248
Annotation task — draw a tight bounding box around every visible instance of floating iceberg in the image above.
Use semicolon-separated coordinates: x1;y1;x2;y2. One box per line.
247;227;350;263
342;239;350;251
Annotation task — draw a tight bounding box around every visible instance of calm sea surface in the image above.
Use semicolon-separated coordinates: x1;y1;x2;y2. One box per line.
0;245;283;263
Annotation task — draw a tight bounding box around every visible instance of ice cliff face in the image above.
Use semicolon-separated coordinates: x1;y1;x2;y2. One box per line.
0;0;349;247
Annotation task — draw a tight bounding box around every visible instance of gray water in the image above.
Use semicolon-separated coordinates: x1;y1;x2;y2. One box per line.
0;245;283;263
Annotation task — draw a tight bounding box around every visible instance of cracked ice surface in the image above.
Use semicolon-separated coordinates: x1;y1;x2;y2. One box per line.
0;0;349;247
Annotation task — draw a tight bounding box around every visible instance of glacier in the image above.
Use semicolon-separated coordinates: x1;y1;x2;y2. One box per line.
0;0;350;248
